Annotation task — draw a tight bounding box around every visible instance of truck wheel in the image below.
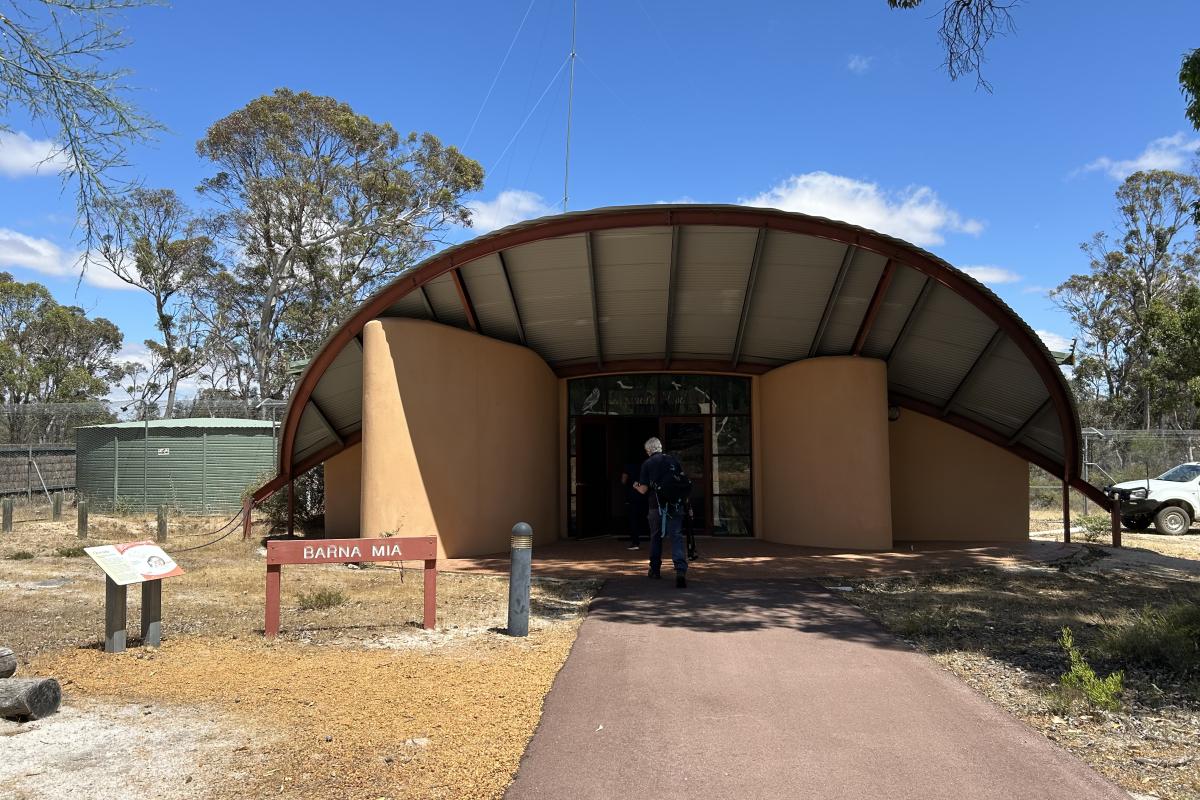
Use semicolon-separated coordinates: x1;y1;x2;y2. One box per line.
1153;505;1191;535
1122;515;1151;531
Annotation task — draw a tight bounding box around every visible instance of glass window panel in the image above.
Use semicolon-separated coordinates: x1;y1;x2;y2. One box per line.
661;374;713;415
569;456;576;492
568;417;577;454
569;378;606;415
568;496;578;537
712;456;751;495
713;495;753;536
709;377;750;415
606;374;659;416
713;416;751;455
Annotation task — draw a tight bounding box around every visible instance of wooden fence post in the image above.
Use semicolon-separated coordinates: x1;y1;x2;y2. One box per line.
156;505;167;543
51;491;62;521
77;499;88;539
2;498;12;533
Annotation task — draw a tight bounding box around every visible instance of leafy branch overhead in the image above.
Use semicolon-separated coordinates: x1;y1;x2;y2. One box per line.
0;0;161;240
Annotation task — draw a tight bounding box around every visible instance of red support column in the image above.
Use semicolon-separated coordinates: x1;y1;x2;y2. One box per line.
1062;469;1072;544
242;497;253;540
286;478;295;537
1110;496;1122;548
423;559;437;630
265;564;282;638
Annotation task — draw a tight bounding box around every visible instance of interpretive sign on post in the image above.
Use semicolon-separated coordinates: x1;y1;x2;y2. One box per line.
84;541;184;652
264;536;437;638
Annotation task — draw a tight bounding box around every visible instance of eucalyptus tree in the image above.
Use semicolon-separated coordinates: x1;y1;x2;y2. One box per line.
192;89;484;403
94;188;212;417
1053;169;1200;429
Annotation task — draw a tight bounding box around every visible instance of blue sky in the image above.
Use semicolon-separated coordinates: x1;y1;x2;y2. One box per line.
1;0;1198;372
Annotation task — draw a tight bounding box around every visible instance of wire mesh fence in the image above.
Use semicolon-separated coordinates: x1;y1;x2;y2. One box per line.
1031;428;1200;519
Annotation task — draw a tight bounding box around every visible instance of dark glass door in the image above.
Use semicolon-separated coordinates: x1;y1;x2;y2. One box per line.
576;420;609;538
660;417;711;533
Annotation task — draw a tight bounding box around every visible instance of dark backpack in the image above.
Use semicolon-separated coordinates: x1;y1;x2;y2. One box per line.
654;455;693;507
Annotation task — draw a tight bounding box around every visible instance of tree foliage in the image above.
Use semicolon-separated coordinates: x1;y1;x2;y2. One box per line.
94;188;212;416
0;271;127;441
1183;48;1200;132
886;0;1019;91
0;0;160;238
1053;169;1200;429
191;89;484;404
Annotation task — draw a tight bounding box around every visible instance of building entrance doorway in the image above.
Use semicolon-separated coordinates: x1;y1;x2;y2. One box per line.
574;416;712;538
568;374;753;539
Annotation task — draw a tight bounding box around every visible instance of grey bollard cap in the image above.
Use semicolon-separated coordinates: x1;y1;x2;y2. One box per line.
511;522;533;549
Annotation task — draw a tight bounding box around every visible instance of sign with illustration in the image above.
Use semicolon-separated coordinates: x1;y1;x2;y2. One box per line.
84;541;184;586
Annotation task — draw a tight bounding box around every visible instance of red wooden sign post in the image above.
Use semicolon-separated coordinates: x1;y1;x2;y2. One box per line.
264;536;438;638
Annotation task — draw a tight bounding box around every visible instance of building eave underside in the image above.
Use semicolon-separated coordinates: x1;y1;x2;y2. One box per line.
257;206;1107;510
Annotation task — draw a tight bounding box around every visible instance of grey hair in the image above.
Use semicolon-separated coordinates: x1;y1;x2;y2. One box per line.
644;437;663;454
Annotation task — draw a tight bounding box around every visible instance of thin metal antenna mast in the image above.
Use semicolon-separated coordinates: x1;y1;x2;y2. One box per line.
562;0;577;212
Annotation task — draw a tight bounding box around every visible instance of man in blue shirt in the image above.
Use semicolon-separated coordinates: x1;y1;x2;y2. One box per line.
633;437;688;588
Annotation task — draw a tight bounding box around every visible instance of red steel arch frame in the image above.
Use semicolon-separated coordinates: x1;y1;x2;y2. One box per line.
252;206;1109;511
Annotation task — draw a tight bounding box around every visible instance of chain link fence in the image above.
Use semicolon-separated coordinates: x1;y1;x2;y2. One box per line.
1031;429;1200;520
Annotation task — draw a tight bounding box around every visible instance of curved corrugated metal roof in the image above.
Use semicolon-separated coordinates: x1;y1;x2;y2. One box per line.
255;204;1106;508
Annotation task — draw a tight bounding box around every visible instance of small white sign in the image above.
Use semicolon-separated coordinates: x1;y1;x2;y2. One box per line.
85;541;184;586
157;447;170;456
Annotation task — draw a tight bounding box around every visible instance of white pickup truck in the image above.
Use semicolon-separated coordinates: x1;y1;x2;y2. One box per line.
1108;463;1200;535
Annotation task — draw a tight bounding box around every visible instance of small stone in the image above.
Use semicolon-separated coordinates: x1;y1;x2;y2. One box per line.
324;735;333;743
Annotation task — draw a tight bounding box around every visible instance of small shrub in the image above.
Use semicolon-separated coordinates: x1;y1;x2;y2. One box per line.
297;588;347;611
1077;514;1111;543
894;606;958;638
55;546;87;558
1102;603;1200;677
1058;627;1123;711
6;551;35;560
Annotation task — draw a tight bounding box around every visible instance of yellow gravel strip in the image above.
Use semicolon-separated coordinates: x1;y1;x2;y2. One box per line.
34;630;578;800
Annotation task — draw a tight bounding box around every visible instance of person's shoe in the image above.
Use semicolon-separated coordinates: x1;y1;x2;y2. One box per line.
676;574;687;589
647;569;661;579
626;545;640;551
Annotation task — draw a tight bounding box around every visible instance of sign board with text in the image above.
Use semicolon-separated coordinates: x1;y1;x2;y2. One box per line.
264;536;437;636
85;541;184;586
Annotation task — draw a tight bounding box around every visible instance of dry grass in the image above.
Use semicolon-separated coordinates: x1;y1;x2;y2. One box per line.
827;558;1200;800
1;514;600;799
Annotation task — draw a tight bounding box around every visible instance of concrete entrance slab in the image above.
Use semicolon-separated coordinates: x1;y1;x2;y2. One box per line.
444;537;1083;580
505;579;1128;800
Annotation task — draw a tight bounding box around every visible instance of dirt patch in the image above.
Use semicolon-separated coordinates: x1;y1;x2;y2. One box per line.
32;633;577;800
823;557;1200;800
0;700;254;800
1;515;600;799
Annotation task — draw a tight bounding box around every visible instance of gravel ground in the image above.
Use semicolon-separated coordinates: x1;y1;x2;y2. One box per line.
823;548;1200;800
1;515;599;799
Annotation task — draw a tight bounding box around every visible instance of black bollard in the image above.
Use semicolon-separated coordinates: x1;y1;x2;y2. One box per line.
508;522;532;637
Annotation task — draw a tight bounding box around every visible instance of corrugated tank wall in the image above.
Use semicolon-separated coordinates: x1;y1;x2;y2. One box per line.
75;425;276;513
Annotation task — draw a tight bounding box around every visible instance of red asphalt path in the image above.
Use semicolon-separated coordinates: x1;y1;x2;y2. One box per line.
506;579;1129;800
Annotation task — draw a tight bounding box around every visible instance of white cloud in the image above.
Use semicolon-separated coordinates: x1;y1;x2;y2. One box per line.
741;172;983;247
1036;330;1073;352
847;54;874;74
960;265;1021;285
1080;132;1200;180
466;189;555;233
0;228;138;291
0;131;68;177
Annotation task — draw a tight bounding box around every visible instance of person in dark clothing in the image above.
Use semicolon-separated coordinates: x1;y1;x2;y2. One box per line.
633;437;688;588
621;462;648;550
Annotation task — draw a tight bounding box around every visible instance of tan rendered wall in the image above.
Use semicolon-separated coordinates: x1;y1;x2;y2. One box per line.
359;318;559;558
323;442;362;538
758;357;893;549
889;410;1029;542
